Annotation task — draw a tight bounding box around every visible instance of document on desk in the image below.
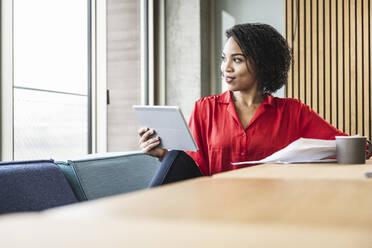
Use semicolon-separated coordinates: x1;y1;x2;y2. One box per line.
232;138;337;165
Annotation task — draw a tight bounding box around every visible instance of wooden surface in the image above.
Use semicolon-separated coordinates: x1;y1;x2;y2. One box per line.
47;177;372;228
1;161;372;247
285;0;372;139
1;214;371;248
1;174;372;247
213;160;372;180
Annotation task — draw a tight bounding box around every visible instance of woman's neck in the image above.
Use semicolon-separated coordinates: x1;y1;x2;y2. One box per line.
231;90;264;107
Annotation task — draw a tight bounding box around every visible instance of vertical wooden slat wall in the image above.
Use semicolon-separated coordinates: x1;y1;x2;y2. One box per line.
286;0;372;141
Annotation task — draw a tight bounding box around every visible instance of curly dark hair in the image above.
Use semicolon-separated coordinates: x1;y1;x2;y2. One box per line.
225;23;292;95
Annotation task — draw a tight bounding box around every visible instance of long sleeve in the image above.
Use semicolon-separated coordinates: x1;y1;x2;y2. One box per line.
185;101;210;176
297;102;371;159
297;101;347;139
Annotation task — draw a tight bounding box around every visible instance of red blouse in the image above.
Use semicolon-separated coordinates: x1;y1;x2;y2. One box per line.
186;91;347;176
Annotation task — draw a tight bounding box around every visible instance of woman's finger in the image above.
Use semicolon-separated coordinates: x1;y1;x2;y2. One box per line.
143;140;161;153
139;129;155;144
140;136;159;149
139;129;153;144
140;134;158;148
137;127;149;136
141;137;160;152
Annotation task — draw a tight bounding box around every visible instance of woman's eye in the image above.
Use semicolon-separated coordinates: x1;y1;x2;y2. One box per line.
220;56;226;62
233;58;242;63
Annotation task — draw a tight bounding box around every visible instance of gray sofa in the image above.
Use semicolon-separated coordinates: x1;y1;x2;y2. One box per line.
0;152;160;214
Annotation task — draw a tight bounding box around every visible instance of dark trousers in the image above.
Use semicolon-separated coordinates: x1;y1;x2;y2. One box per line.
148;150;203;187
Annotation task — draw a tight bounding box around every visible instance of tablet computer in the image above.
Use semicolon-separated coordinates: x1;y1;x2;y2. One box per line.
133;105;199;151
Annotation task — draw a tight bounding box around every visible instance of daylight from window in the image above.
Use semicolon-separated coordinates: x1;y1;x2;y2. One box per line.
13;0;89;160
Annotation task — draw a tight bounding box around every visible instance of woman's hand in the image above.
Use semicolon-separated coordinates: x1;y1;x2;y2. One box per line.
138;127;168;161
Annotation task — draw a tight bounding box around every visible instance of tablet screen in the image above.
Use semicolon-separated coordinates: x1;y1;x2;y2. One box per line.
133;105;198;151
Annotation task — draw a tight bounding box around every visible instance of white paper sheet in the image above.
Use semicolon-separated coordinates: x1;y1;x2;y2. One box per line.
232;138;336;165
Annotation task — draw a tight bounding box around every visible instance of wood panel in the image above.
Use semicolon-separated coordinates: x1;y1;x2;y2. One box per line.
345;0;351;134
324;0;331;122
370;0;372;140
306;0;312;106
318;0;325;117
293;0;299;99
299;0;306;101
286;0;293;98
363;0;370;138
286;0;372;141
357;0;363;135
337;0;344;132
350;0;357;135
331;0;337;126
312;0;318;113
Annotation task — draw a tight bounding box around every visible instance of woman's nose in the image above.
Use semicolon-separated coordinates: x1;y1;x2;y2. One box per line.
221;60;233;73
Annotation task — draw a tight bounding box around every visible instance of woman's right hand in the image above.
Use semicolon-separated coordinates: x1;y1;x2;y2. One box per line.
138;127;168;161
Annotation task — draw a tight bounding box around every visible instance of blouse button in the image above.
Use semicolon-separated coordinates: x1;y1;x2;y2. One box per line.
240;152;245;156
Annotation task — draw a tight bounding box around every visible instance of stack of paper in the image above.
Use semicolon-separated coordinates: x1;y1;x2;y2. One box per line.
232;138;336;165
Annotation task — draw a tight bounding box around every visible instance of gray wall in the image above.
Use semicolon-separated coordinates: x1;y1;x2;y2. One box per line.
165;0;210;120
107;0;141;152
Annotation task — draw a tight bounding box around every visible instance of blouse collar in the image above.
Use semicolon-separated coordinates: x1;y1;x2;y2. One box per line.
217;90;275;108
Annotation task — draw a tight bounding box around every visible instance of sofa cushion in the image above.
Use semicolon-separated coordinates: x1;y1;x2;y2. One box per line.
0;160;78;214
57;152;161;201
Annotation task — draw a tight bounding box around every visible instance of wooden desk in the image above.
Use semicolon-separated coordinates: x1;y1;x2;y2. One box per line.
1;177;372;247
213;159;372;180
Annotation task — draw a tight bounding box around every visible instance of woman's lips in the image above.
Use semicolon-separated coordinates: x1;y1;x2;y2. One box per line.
224;76;235;83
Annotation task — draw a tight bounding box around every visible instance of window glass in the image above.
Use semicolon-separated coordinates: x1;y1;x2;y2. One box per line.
14;88;87;160
14;0;87;94
13;0;89;160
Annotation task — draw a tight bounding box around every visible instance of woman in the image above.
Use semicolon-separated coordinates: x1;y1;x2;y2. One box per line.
138;23;347;185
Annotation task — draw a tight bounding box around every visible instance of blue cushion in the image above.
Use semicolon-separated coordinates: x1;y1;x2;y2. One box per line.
0;160;78;214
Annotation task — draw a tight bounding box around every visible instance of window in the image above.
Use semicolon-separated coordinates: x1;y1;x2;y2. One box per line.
10;0;93;160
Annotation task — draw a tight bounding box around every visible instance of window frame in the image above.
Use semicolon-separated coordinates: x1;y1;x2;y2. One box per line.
0;0;107;160
1;0;14;161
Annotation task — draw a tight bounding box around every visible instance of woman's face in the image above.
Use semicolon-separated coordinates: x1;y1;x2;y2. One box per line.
220;37;258;92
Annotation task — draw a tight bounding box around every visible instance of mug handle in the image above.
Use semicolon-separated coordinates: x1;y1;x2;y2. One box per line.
366;140;372;159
